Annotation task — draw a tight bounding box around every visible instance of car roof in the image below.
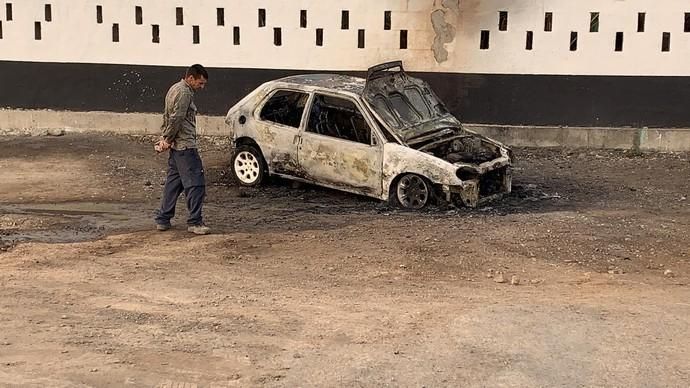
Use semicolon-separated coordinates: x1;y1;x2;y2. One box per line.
275;74;366;96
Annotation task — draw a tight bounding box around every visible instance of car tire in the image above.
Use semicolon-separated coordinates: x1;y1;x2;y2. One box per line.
392;173;431;210
231;145;266;187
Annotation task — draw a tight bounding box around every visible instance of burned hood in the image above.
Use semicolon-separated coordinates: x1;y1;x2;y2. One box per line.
362;62;459;143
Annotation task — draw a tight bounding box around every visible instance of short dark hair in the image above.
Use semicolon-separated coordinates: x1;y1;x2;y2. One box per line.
185;64;208;80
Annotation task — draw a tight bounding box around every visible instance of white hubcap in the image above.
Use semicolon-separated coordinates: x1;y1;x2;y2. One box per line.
234;151;260;184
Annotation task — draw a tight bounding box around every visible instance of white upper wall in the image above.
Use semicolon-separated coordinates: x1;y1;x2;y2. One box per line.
0;0;688;76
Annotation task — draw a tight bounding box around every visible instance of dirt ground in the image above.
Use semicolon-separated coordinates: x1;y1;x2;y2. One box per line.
0;133;688;388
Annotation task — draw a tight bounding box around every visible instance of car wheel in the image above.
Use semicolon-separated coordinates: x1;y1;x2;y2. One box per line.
394;174;431;210
231;145;266;187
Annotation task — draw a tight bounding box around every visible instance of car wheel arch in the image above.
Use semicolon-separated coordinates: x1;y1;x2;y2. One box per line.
233;137;269;171
387;172;437;209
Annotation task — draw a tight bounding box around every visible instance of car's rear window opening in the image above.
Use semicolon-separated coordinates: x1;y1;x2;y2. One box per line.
259;90;309;128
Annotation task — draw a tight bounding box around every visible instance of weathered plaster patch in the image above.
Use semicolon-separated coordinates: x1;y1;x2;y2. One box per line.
431;1;459;63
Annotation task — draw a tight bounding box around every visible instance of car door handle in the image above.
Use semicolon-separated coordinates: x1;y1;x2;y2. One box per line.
293;135;303;145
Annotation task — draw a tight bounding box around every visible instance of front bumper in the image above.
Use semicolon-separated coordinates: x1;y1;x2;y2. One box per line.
442;166;512;208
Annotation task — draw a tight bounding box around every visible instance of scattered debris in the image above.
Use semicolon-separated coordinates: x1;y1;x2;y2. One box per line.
664;269;675;277
493;273;506;283
510;275;520;285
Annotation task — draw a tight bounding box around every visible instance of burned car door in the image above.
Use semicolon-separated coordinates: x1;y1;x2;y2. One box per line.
255;89;309;174
297;93;383;196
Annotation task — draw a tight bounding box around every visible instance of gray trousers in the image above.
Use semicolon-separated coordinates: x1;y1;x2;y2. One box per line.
155;148;206;226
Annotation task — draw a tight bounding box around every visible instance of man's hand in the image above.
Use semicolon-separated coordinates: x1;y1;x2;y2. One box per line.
154;138;173;153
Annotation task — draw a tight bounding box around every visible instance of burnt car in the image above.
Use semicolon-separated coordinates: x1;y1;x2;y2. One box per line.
225;61;512;209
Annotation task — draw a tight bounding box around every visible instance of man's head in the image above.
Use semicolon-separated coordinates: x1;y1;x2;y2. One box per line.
184;64;208;91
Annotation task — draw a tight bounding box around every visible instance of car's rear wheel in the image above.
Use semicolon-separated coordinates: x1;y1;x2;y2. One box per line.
231;145;266;187
394;173;431;210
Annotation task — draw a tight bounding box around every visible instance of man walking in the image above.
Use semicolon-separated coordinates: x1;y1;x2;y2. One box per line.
154;64;210;235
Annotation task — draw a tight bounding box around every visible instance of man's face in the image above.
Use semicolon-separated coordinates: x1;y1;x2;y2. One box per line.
186;75;207;91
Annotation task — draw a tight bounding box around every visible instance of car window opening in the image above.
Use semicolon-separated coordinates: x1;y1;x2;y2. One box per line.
307;94;371;145
259;90;309;128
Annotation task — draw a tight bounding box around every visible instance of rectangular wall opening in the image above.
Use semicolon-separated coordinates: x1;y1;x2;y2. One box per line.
357;29;365;48
544;12;553;32
152;24;159;43
96;5;103;24
258;8;266;27
589;12;599;32
480;30;490;49
685;13;690;32
112;23;119;42
526;31;533;50
135;6;143;25
217;8;224;26
341;10;349;29
615;31;624;51
498;11;508;31
45;4;52;22
274;27;282;46
34;21;41;40
300;10;307;28
0;21;3;39
316;28;323;46
176;7;183;25
384;11;391;30
193;25;199;44
637;12;645;32
570;31;578;51
233;26;240;45
662;32;671;51
400;29;407;49
5;3;12;21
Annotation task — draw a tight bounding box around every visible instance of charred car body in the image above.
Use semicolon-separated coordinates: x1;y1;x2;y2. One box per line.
225;61;512;209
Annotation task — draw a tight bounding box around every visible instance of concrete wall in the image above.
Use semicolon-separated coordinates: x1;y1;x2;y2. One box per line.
2;1;690;131
3;109;689;152
1;0;689;75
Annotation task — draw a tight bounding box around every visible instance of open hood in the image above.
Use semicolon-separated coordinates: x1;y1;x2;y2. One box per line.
362;61;462;143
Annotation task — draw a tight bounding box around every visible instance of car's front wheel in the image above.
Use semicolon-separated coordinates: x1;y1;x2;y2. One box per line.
393;173;431;210
231;145;266;187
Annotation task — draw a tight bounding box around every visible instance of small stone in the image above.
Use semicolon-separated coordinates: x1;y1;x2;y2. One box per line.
90;368;98;372
510;275;520;285
664;269;674;277
47;128;65;136
61;315;68;319
530;279;542;284
493;273;506;283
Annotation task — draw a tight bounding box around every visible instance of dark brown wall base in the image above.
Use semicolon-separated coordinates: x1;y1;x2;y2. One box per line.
1;61;689;128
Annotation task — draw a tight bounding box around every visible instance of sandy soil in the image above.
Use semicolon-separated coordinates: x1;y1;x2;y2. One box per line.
0;134;688;387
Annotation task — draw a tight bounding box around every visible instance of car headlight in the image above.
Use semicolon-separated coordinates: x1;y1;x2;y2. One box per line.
456;166;479;181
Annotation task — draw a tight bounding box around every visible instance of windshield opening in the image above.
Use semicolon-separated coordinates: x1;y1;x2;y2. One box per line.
372;95;401;128
389;93;421;124
403;87;432;119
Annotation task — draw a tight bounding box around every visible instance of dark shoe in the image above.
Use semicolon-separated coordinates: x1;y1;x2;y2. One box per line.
156;223;171;231
187;224;210;235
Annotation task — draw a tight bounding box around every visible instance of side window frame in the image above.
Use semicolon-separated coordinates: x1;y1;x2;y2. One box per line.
304;91;384;147
255;88;311;130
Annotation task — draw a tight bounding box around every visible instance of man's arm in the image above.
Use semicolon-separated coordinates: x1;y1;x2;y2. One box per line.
161;90;192;142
